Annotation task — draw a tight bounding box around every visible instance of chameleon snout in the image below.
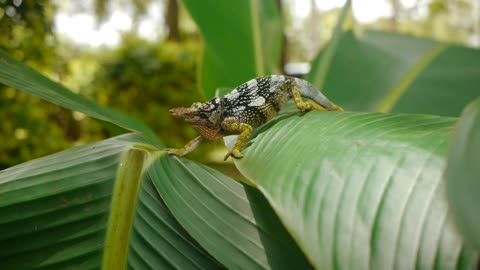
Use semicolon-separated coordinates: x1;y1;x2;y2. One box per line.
170;107;193;117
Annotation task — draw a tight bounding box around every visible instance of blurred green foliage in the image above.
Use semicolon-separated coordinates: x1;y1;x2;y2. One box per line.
0;90;63;168
0;34;218;168
0;0;68;169
0;0;215;168
0;0;56;65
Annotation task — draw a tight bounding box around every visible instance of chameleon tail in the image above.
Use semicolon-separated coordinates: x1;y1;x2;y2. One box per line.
293;78;344;111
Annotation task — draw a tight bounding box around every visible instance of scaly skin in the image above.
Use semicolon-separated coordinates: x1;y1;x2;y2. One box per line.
166;75;344;160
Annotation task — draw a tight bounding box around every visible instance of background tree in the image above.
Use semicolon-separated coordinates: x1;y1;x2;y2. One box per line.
165;0;180;41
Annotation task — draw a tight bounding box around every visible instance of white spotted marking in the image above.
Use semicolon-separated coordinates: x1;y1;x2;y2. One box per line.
233;105;246;113
269;75;285;92
248;96;266;107
225;89;240;100
247;79;258;92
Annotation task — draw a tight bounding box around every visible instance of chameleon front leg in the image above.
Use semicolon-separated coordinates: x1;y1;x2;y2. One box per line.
222;119;253;160
166;136;203;157
292;85;328;112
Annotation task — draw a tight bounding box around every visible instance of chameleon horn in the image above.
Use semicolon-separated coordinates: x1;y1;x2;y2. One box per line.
169;107;193;117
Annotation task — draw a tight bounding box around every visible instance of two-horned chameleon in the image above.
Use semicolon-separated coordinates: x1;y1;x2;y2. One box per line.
167;75;343;160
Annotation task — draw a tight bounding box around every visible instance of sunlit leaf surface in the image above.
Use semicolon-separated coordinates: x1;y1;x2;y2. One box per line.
236;111;478;269
150;156;312;269
0;134;221;269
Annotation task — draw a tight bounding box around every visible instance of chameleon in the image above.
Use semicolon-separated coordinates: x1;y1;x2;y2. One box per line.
167;75;343;160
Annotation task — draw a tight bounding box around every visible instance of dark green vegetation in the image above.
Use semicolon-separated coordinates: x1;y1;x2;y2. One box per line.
1;0;480;269
0;37;207;168
0;0;207;168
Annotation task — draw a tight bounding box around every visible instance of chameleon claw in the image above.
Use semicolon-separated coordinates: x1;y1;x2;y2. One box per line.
224;149;243;161
163;136;203;157
164;148;183;156
332;104;344;112
306;102;328;112
300;102;313;112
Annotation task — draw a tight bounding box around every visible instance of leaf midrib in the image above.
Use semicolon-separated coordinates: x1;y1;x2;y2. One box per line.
375;44;448;112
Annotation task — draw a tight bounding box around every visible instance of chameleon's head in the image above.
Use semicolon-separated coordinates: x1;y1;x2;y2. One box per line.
170;98;223;127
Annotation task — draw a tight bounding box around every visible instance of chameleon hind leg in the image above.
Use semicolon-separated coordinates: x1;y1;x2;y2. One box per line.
222;119;253;160
292;85;328;112
165;136;203;157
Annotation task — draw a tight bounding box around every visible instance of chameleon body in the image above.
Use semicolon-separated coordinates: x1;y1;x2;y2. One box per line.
167;75;343;160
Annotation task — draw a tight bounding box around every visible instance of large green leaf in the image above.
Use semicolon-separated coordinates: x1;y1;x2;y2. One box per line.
181;0;282;98
0;134;137;269
150;156;312;269
127;176;223;269
0;49;159;143
445;98;480;251
235;111;478;269
0;134;221;269
0;131;313;269
309;31;480;116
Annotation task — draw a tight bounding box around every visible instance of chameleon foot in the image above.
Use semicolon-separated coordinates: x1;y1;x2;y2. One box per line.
164;136;203;157
165;148;185;156
224;149;243;161
331;103;344;112
298;102;313;112
305;102;328;112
